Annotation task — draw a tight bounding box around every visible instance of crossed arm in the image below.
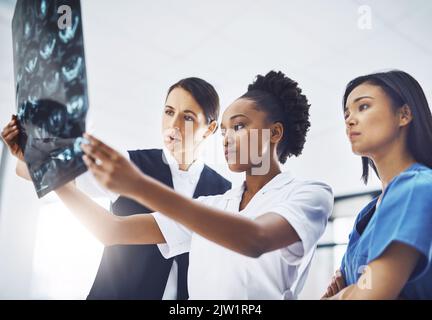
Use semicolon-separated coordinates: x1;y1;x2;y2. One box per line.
323;241;421;300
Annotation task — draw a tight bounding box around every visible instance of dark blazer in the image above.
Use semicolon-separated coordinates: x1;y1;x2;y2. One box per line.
87;149;231;300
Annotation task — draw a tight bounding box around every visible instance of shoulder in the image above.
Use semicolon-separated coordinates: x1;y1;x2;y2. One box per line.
127;148;163;162
287;178;334;202
126;149;166;174
385;163;432;201
376;163;432;224
270;176;334;219
127;148;164;165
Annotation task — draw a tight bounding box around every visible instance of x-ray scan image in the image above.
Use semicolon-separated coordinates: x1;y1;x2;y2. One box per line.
12;0;89;198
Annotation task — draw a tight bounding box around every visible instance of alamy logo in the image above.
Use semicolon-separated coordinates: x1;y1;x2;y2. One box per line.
358;5;373;30
57;5;72;30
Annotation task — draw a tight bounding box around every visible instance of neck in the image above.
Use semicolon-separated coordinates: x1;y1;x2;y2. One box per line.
244;158;281;195
172;150;199;171
371;141;415;190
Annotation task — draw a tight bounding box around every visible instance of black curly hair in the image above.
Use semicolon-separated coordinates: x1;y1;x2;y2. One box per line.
240;71;311;164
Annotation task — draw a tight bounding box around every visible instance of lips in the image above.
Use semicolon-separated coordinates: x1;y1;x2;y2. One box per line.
224;148;236;157
164;128;182;144
348;132;361;140
164;132;182;144
165;135;181;142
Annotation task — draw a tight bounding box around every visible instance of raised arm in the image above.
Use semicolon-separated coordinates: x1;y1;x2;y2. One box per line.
81;134;302;258
55;183;165;246
1;116;31;180
1;118;164;246
15;157;165;246
16;159;31;180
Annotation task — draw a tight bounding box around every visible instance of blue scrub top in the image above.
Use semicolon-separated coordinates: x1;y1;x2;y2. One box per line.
340;163;432;299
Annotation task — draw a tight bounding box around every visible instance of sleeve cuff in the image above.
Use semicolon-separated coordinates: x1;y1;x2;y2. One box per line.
152;212;191;259
267;206;314;265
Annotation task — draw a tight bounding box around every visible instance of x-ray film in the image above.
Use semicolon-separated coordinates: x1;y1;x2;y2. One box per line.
12;0;88;198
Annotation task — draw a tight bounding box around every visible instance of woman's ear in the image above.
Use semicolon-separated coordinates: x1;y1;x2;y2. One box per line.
270;122;284;144
399;104;413;127
203;120;218;139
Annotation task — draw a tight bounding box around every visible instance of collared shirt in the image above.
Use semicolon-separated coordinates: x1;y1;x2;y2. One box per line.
152;171;333;299
161;147;204;198
160;147;204;300
75;148;206;300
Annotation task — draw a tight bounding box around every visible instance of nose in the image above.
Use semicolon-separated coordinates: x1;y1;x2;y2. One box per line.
223;129;235;148
168;113;181;131
345;112;358;128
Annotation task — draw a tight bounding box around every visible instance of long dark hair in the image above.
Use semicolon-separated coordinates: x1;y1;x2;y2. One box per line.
343;70;432;184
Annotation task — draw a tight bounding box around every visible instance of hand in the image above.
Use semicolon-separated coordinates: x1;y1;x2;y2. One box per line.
1;115;24;161
321;269;346;299
80;133;144;198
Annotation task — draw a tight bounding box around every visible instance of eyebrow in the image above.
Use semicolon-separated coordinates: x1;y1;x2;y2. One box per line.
230;114;249;121
353;96;374;103
165;105;197;117
345;96;374;111
184;109;198;117
221;114;249;128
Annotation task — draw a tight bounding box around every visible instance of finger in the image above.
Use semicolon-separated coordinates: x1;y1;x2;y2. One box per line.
334;269;345;291
82;154;99;170
328;277;338;296
2;127;19;140
82;155;106;179
326;285;335;297
331;282;339;295
81;143;112;165
84;133;117;158
1;123;17;136
329;285;336;297
335;275;346;292
3;130;19;142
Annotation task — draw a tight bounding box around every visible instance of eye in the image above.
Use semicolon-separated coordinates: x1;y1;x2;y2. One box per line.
359;104;369;111
344;111;350;120
184;115;194;122
165;109;174;116
233;123;245;131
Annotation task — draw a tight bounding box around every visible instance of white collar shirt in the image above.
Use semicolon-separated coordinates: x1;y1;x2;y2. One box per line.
152;171;333;299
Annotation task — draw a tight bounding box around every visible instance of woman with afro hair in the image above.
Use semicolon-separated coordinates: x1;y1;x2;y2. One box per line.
36;71;334;299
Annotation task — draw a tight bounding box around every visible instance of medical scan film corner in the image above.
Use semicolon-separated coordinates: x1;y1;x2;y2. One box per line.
1;0;432;301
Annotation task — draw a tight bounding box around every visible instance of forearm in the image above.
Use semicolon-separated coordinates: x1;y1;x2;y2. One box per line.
55;184;121;246
129;175;269;257
332;243;420;300
55;183;165;246
16;159;31;180
326;285;357;300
